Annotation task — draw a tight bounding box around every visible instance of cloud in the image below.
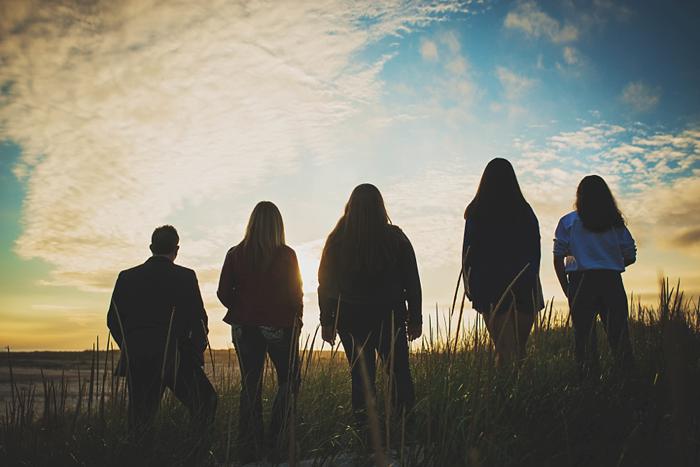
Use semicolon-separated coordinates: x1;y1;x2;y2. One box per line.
420;39;439;61
0;0;469;292
504;1;578;44
621;81;661;113
513;123;700;258
673;228;700;247
562;46;580;65
496;66;536;100
385;161;478;272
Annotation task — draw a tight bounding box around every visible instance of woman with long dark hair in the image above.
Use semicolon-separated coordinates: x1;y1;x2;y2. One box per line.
553;175;636;375
318;184;422;424
462;158;543;366
217;201;303;463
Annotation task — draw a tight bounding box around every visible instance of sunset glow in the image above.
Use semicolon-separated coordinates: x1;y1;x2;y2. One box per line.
1;0;699;350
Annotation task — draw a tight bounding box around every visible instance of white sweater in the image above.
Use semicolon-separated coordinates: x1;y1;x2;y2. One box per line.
553;211;636;272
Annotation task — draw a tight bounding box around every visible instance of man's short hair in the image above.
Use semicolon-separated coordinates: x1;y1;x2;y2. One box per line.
151;225;179;254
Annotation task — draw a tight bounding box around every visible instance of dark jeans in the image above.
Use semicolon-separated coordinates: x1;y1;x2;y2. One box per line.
127;341;217;439
568;270;634;375
338;310;415;425
232;324;300;461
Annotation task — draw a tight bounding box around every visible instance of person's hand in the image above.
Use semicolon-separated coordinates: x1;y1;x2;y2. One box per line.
407;322;422;341
322;325;336;345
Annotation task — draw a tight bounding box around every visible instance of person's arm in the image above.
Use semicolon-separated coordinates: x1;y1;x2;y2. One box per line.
317;242;338;344
620;226;637;267
399;230;422;341
553;217;570;295
217;250;235;309
553;255;568;295
462;219;473;299
188;270;208;358
529;212;542;276
287;249;304;322
107;272;124;346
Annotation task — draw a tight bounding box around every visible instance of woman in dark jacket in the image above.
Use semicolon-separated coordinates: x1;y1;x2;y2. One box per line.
318;183;422;424
463;158;543;366
217;201;303;463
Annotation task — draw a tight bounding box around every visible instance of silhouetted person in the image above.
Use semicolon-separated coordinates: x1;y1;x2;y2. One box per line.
463;158;544;366
107;225;217;448
318;184;422;426
217;202;303;464
554;175;636;376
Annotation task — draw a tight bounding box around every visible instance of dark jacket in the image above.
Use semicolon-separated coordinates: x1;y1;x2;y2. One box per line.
217;245;303;328
462;205;544;314
107;256;208;374
318;225;422;327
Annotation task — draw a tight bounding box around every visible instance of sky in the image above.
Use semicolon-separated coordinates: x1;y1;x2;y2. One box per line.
1;0;699;350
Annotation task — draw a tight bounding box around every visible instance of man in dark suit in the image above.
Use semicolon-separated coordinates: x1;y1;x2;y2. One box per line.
107;225;217;438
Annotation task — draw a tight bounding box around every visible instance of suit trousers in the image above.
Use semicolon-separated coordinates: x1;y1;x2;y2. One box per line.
127;342;217;438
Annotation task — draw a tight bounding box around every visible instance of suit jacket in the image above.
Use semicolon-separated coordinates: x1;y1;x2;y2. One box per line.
107;256;208;375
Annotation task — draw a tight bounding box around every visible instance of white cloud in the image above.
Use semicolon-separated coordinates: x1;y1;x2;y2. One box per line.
621;81;661;113
504;1;578;44
0;0;469;292
446;56;468;75
562;46;580;65
420;39;439;61
438;30;461;54
514;124;700;259
496;66;536;100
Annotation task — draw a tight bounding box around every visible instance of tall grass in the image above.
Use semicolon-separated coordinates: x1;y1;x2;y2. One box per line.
2;280;699;466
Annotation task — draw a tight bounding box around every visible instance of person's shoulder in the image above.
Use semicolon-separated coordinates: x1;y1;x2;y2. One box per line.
118;261;146;278
388;224;412;245
226;244;241;258
172;262;197;279
558;211;579;227
280;244;298;259
388;224;406;237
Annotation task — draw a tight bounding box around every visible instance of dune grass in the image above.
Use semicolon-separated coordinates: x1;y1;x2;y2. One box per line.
1;280;699;466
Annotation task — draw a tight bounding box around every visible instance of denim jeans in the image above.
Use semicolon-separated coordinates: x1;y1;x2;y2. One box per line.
231;324;300;461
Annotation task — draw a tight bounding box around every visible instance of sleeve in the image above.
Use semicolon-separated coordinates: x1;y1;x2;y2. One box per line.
106;272;125;346
529;212;542;275
462;219;475;299
188;270;208;354
288;249;304;319
553;217;570;257
217;250;235;309
399;231;422;325
317;242;338;327
618;226;637;263
462;219;472;272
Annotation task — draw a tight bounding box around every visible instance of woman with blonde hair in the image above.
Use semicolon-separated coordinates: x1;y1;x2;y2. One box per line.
318;184;422;425
217;201;303;463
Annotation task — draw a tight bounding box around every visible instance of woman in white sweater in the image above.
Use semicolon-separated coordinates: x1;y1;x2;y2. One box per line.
553;175;636;376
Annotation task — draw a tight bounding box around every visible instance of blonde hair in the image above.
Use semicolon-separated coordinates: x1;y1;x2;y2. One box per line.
241;201;286;270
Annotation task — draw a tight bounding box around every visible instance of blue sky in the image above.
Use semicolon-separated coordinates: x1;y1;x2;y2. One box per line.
1;0;699;349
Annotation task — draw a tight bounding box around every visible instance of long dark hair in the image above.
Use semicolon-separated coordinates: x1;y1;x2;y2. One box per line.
464;158;531;222
323;184;396;272
576;175;625;232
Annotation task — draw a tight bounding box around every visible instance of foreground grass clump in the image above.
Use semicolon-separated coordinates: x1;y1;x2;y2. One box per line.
1;282;699;466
